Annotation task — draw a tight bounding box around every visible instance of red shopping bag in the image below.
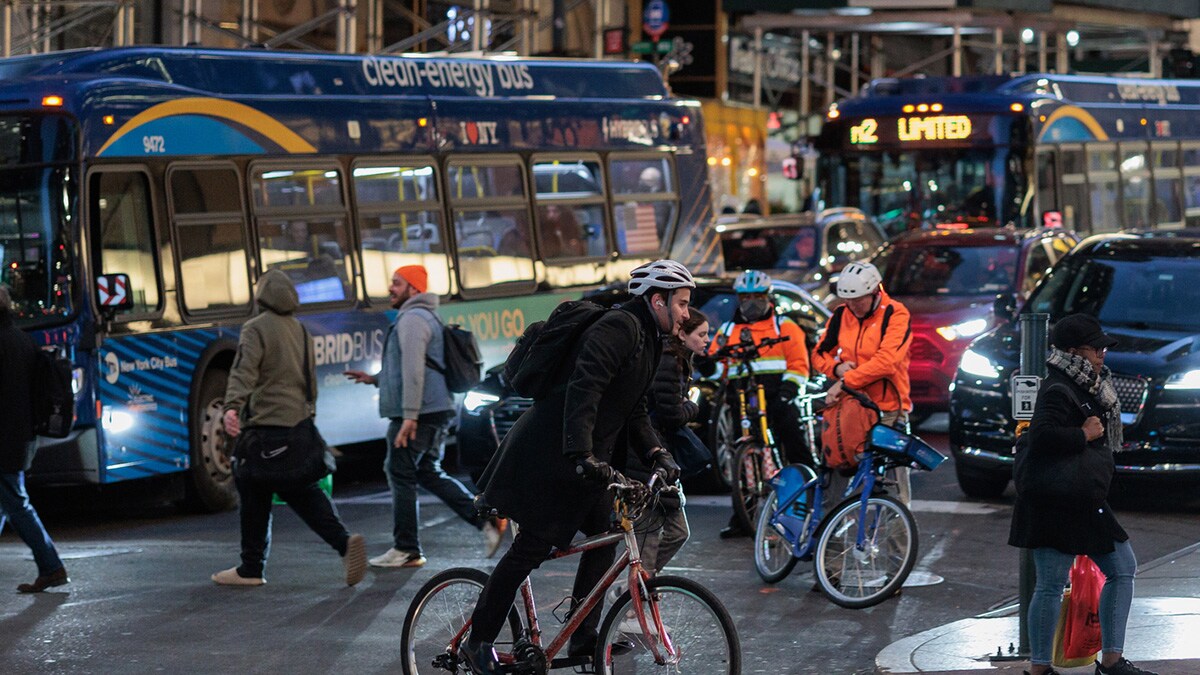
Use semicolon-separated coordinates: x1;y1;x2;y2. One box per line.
1062;556;1104;660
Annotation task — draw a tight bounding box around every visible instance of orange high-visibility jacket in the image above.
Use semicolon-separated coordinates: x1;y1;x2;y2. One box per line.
811;288;912;413
709;314;810;388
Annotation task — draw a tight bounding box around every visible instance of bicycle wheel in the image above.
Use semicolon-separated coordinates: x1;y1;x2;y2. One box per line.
730;442;782;533
401;567;522;674
596;575;740;674
708;399;736;490
812;494;918;609
754;491;798;583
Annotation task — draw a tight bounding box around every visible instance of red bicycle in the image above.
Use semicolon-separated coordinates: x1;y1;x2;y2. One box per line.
400;478;741;674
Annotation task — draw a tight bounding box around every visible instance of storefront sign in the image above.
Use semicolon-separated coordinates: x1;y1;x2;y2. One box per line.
728;33;803;90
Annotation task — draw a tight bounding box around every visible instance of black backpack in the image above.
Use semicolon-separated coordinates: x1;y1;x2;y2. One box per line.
422;313;483;393
32;348;74;439
502;300;610;399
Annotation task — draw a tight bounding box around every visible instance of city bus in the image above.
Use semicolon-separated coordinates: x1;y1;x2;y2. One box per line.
0;46;717;511
813;73;1200;236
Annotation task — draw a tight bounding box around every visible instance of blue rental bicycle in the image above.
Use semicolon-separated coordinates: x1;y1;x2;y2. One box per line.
752;389;947;609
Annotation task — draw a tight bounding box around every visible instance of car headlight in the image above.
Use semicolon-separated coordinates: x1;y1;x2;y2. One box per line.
462;390;501;413
936;318;989;341
1165;370;1200;390
959;348;1000;379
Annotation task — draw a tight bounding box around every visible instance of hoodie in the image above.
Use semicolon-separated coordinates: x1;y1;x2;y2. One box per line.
223;270;315;428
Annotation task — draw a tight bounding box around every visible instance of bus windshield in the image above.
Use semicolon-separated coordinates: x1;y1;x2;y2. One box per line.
819;147;1004;235
0;115;77;326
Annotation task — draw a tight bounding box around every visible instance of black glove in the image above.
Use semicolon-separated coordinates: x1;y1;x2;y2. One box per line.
650;448;681;484
574;455;617;484
778;381;800;402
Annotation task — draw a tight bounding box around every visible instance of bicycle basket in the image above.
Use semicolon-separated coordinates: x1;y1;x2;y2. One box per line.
868;424;947;471
769;464;818;536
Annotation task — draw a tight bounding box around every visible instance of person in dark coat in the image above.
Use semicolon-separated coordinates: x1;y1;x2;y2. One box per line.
0;286;68;593
463;260;694;674
1008;313;1154;675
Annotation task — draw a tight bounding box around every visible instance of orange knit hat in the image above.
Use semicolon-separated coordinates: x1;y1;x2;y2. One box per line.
395;265;429;293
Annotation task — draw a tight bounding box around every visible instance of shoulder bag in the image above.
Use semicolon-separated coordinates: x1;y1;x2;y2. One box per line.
233;326;336;491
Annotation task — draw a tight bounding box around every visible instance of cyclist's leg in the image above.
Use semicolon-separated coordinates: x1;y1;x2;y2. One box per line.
569;501;617;651
879;410;912;506
767;396;811;467
635;510;664;578
653;501;690;574
469;526;554;645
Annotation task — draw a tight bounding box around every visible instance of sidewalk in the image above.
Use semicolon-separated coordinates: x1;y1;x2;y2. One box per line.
876;543;1200;674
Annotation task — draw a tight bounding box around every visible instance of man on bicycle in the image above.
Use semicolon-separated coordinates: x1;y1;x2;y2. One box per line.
812;261;913;501
710;270;811;538
461;260;693;674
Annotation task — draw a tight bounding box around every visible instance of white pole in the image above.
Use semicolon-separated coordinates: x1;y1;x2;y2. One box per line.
994;27;1003;75
753;27;763;109
952;24;962;77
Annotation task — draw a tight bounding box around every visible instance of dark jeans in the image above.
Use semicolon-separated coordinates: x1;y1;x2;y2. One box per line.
0;469;64;576
470;501;613;647
385;413;481;555
768;397;813;467
235;473;350;579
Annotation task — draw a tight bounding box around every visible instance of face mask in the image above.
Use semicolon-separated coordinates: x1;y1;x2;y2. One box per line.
739;298;770;321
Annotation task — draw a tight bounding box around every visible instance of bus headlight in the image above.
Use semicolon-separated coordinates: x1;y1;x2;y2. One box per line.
959;349;1000;379
936;318;988;341
463;390;501;414
1165;370;1200;389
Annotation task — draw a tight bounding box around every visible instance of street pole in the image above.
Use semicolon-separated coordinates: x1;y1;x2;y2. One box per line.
1017;312;1048;657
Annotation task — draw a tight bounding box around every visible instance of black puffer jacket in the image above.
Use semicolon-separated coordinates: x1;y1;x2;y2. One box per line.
0;311;38;472
650;341;698;434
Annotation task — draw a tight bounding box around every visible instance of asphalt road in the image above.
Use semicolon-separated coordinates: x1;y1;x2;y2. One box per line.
3;417;1199;673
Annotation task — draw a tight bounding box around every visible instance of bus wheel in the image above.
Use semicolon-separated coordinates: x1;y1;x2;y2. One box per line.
186;370;238;512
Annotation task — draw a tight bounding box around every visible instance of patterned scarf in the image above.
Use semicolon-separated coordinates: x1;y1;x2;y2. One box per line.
1046;347;1123;453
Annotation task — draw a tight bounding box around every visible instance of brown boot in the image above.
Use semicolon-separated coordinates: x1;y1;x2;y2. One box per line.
17;567;69;593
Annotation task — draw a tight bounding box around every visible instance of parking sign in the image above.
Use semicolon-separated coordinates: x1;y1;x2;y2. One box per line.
1011;375;1041;420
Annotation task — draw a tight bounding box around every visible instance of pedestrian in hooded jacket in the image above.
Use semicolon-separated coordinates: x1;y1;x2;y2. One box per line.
346;265;502;568
214;270;367;587
0;285;69;593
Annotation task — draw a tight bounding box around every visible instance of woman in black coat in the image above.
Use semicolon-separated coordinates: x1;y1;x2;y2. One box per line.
1008;314;1153;675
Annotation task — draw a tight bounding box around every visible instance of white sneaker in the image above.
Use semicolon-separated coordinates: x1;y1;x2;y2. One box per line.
368;548;426;568
617;613;667;637
482;518;506;558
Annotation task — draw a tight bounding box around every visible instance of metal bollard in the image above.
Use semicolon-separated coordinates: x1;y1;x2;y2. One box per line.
1016;313;1048;657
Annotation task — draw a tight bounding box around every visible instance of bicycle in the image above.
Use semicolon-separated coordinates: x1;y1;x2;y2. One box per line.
400;476;741;674
752;388;946;609
710;328;795;532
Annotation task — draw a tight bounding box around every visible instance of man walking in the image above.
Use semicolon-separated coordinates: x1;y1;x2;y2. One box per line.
346;265;500;567
0;286;69;593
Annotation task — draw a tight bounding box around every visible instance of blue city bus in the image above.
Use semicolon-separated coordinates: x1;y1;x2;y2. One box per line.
0;47;717;511
814;73;1200;235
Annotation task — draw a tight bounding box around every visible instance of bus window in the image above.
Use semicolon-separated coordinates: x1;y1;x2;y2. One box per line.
1152;142;1182;228
609;155;677;255
1182;142;1200;227
252;168;343;208
1086;145;1119;233
1120;142;1150;230
1036;150;1058;218
354;162;451;300
446;160;535;293
533;158;609;263
1059;146;1087;232
169;166;252;314
94;171;160;314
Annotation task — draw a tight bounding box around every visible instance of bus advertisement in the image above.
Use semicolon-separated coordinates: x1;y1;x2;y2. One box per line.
813;73;1200;236
0;47;718;511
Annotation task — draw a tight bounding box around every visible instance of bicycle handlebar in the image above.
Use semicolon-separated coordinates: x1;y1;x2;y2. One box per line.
712;334;791;361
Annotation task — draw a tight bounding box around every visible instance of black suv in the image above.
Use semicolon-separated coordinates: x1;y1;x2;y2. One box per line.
949;231;1200;498
456;278;831;485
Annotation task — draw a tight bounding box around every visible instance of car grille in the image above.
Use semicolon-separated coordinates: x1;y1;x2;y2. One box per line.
910;336;944;364
1110;374;1148;419
493;396;534;441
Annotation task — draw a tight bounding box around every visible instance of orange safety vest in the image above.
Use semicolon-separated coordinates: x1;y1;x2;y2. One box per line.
709;314;810;387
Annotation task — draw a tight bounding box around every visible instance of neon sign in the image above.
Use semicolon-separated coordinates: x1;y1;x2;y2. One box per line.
850;119;878;144
897;115;972;141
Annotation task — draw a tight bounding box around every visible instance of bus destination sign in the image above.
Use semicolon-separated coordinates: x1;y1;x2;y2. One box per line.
849;114;984;146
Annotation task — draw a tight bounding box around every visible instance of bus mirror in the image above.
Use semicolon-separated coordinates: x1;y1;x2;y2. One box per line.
96;274;134;314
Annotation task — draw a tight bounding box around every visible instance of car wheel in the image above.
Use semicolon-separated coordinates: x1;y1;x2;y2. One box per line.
955;461;1009;499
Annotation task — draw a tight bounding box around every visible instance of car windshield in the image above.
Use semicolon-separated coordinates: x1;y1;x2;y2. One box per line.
720;225;820;272
1025;252;1200;332
880;243;1017;296
0;114;78;326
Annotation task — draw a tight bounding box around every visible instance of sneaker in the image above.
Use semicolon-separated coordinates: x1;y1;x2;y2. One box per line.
369;548;426;568
617;612;668;637
1096;657;1158;675
17;567;69;593
344;534;367;586
482;518;506;558
460;640;502;675
211;567;265;586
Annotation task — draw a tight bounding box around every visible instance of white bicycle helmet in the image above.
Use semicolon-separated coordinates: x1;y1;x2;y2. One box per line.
733;270;771;294
836;262;882;299
628;259;696;296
